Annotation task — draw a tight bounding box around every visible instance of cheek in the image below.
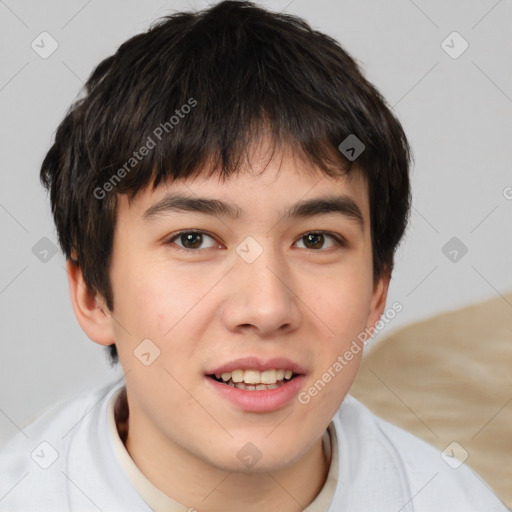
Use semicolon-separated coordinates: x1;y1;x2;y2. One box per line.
112;261;218;350
299;265;372;416
312;263;373;341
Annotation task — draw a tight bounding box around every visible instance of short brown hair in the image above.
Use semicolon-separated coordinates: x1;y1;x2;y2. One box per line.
40;1;411;365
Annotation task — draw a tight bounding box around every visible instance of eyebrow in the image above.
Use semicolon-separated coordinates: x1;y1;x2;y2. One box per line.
142;193;364;229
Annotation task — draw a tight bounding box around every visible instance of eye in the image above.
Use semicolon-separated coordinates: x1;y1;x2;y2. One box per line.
294;231;345;250
165;231;221;251
165;230;346;253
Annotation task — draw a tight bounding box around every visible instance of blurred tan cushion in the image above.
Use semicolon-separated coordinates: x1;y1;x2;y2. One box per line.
351;293;512;508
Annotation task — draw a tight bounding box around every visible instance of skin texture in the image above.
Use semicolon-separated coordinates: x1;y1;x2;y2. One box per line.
67;143;389;511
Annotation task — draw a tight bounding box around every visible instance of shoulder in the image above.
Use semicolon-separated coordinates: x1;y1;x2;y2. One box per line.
1;378;121;451
331;395;509;512
0;378;134;511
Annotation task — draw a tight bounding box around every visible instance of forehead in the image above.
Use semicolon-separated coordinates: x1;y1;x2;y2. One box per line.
118;147;370;224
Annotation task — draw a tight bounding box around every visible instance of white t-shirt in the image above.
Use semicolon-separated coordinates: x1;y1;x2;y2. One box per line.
0;378;508;512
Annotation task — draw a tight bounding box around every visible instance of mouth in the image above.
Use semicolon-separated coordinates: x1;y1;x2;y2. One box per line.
207;368;299;391
205;357;307;412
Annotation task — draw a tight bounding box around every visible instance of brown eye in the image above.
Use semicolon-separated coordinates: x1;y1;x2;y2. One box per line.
180;232;203;249
295;232;344;250
167;231;218;251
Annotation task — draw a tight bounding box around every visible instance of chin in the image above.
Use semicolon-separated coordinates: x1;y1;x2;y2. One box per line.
202;441;304;475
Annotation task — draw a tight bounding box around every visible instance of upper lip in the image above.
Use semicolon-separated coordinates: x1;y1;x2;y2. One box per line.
206;356;306;376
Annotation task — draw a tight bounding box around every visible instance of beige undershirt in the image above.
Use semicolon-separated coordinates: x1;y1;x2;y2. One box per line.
107;386;338;512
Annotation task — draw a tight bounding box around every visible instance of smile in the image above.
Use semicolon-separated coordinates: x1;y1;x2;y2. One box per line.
208;369;298;390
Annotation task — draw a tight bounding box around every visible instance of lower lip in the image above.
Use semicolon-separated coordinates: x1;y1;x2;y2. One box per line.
205;375;306;413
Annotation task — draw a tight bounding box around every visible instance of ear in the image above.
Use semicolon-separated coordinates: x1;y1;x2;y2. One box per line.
365;270;391;331
66;259;115;346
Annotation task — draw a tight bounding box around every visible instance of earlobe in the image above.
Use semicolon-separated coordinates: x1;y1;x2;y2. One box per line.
65;259;114;346
366;271;391;330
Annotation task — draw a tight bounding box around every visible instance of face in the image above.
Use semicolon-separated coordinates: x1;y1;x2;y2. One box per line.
106;145;387;474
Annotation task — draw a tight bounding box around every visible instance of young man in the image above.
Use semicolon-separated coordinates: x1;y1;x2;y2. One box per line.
0;1;508;511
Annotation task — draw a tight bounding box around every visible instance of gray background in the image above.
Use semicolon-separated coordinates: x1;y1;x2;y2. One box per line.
1;0;511;446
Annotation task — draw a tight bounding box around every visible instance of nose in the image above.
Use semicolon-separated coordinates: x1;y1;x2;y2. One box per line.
221;241;301;337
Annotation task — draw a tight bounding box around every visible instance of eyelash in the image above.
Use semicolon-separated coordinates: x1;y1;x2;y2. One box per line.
164;230;347;253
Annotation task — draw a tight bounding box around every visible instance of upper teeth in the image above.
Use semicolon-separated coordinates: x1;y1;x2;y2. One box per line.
215;369;293;385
